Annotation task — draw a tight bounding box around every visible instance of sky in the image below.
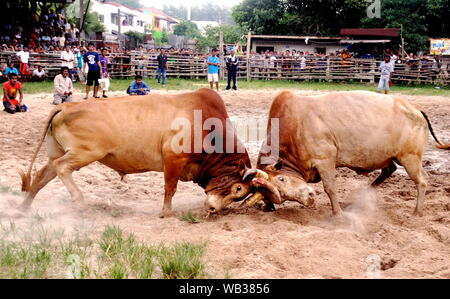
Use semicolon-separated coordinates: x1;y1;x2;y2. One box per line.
139;0;243;9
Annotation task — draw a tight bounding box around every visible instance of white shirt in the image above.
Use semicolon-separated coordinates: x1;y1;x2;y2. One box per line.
60;50;75;69
32;69;46;77
16;50;29;63
379;61;394;79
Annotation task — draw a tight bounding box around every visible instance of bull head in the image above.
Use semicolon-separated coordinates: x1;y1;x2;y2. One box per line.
204;160;255;213
243;159;315;208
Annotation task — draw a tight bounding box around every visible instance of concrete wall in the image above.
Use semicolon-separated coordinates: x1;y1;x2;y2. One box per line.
251;40;342;55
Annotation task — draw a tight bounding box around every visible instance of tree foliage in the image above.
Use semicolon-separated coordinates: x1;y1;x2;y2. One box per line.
232;0;450;52
173;20;201;38
196;24;247;51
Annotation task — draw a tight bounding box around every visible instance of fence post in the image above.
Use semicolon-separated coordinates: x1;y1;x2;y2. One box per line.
219;31;224;79
246;31;251;82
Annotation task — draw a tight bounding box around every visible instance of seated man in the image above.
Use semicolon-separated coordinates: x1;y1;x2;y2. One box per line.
3;73;27;114
127;75;150;96
53;67;73;105
31;65;47;81
4;62;19;78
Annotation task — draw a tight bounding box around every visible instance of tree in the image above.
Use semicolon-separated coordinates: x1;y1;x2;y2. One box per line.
66;1;105;34
196;24;247;51
173;20;201;38
162;4;234;24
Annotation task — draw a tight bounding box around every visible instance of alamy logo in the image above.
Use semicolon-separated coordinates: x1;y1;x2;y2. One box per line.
366;0;381;18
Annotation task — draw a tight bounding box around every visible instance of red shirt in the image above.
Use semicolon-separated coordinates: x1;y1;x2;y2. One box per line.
2;81;22;105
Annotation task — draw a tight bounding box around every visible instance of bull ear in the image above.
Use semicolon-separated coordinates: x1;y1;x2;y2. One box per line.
273;159;283;170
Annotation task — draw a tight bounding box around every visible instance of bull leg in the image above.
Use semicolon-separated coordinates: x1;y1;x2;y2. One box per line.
53;150;105;205
314;159;343;217
20;160;57;211
371;161;397;186
397;155;428;216
160;156;187;218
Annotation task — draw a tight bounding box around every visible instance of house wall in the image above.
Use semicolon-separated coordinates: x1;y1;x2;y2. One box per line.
90;0;147;34
251;39;342;55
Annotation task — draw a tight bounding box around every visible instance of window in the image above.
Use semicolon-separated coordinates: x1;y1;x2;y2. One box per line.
111;13;119;25
98;14;104;23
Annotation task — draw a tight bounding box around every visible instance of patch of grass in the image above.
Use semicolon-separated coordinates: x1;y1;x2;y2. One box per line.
0;222;208;279
158;241;207;279
180;211;200;224
20;78;450;96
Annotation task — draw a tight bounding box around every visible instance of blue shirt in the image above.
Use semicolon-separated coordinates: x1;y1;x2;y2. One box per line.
207;56;220;74
4;67;18;75
83;51;100;72
129;81;150;95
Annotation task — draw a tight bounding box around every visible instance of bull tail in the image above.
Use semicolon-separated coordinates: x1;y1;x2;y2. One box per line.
19;106;64;192
420;111;450;150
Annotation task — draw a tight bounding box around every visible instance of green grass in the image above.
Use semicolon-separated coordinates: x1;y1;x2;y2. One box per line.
20;78;450;96
0;222;208;279
179;211;200;224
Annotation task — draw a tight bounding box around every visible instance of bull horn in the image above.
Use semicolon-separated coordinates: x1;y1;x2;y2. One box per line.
240;191;265;207
242;169;269;181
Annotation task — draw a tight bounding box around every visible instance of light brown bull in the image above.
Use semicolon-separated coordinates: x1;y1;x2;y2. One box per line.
245;90;449;217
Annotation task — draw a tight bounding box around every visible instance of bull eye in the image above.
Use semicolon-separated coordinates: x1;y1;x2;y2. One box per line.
236;185;242;192
278;176;285;182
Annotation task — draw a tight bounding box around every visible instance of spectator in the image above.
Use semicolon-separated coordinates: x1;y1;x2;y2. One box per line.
53;67;73;105
2;73;26;114
207;48;220;91
60;45;75;76
99;48;109;98
377;56;394;95
16;46;30;79
225;48;239;90
4;62;19;77
156;48;168;86
31;65;47;81
82;42;103;99
127;75;150;95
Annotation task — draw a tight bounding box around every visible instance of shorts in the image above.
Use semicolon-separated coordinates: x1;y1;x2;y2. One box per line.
208;73;219;82
377;77;390;91
53;94;72;105
86;70;100;86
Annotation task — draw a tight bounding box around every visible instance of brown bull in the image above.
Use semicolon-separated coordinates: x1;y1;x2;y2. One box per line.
245;90;449;217
20;89;253;217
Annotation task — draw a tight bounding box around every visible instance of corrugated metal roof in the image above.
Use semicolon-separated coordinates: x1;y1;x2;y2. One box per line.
340;28;399;37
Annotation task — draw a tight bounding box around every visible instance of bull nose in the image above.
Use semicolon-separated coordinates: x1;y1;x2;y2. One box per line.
204;201;218;213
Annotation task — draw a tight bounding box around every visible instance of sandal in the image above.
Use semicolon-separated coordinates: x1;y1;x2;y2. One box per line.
94;96;100;99
103;95;108;98
83;96;88;100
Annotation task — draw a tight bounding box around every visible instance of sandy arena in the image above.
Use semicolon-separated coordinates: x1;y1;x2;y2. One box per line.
0;89;449;278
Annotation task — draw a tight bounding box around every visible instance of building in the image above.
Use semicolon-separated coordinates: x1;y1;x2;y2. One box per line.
89;1;178;34
250;35;344;55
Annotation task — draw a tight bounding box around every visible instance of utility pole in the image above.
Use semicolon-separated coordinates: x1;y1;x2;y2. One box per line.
118;8;121;48
79;0;84;41
401;24;406;57
246;31;251;82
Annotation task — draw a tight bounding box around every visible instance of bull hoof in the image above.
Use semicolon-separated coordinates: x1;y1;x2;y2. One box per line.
18;202;31;213
413;209;423;217
159;210;174;218
331;211;346;225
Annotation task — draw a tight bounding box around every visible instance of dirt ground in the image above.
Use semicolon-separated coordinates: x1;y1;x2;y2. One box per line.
0;89;449;278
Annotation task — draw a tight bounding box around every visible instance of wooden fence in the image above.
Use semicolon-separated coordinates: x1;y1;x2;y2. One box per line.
1;51;449;85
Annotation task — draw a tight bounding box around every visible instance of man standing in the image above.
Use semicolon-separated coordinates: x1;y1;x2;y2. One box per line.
2;73;27;114
83;42;103;99
53;67;73;105
207;48;220;91
16;46;30;80
225;49;239;90
377;56;394;94
60;45;75;77
156;48;168;86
